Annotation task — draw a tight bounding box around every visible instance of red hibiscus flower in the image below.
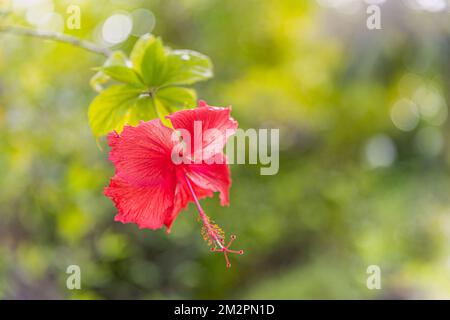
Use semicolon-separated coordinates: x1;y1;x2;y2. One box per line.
104;100;243;267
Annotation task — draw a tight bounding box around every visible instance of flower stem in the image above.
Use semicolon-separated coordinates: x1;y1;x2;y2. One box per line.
0;25;112;57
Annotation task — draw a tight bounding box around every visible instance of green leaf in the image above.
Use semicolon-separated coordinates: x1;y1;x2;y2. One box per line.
130;33;154;70
130;34;213;88
88;84;143;136
164;50;213;86
90;71;110;93
152;87;197;127
152;98;173;128
88;35;211;136
90;51;130;92
137;36;168;86
131;95;158;125
155;86;197;112
104;51;129;67
101;65;144;87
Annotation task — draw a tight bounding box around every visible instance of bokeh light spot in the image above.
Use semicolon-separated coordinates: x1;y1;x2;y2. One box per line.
390;98;420;131
102;13;133;45
365;134;397;168
131;8;155;36
413;86;447;126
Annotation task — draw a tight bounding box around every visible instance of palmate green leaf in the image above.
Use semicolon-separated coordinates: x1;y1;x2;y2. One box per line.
101;65;144;88
140;37;168;86
130;35;168;87
88;34;214;136
152;98;172;128
88;85;195;136
130;33;154;71
129;34;213;87
155;86;197;113
133;95;158;123
164;50;213;86
153;87;197;127
88;84;157;136
90;51;129;92
99;50;129;68
89;71;110;93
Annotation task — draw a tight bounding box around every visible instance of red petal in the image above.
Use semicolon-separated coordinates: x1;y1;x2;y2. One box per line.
105;176;175;229
164;169;214;231
105;119;177;230
185;159;232;206
166;101;238;161
108;120;175;185
198;100;208;108
165;158;232;231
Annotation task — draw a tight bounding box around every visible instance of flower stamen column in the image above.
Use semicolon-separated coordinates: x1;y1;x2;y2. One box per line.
185;175;244;268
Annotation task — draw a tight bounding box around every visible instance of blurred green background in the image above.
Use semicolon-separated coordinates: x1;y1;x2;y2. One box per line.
1;0;450;299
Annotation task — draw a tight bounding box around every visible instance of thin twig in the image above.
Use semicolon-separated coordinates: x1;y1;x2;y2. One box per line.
0;25;112;57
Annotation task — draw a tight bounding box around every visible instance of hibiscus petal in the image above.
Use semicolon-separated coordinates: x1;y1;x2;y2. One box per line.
108;119;175;185
164;170;214;231
104;176;176;229
105;119;177;230
198;100;208;108
185;160;232;206
165;158;232;231
167;101;238;162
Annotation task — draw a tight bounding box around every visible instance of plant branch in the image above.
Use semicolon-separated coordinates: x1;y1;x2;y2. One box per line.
0;25;112;57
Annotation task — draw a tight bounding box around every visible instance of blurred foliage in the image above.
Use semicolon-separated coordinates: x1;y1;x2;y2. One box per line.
1;0;450;299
